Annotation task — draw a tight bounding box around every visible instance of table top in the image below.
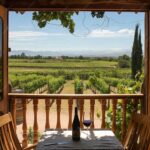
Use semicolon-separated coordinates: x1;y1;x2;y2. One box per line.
36;130;124;150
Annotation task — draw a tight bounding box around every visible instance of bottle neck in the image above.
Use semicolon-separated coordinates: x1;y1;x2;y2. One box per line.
75;107;78;115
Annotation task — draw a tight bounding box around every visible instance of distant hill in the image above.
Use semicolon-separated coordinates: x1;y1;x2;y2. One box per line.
9;49;131;57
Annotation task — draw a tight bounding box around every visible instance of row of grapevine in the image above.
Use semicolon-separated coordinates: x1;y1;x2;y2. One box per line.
23;76;48;93
47;76;65;93
10;74;66;94
117;79;140;94
74;77;84;94
102;77;121;87
9;67;131;81
88;75;138;94
10;74;40;88
102;77;137;93
88;76;109;94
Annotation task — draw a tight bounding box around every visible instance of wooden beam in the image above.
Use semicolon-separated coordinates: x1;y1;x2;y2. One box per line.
145;11;150;116
1;0;150;11
8;4;149;12
2;0;150;5
8;93;144;99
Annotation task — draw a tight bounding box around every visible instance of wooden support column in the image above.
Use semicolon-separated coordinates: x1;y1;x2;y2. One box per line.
112;99;117;133
45;98;50;130
0;5;8;114
121;99;127;141
90;99;95;129
33;99;38;143
101;99;106;129
145;11;150;116
68;99;73;129
11;98;16;131
56;99;61;129
22;98;27;148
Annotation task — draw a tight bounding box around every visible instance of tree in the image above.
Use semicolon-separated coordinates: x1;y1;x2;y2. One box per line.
118;54;130;68
79;55;83;59
32;11;104;33
21;52;26;58
131;24;143;79
34;55;42;59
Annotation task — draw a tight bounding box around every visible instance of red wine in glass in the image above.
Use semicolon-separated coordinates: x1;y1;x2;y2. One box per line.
83;112;92;139
83;120;92;128
83;120;92;140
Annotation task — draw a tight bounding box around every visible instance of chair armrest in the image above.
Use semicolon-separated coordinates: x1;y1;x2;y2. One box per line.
23;143;37;150
123;147;128;150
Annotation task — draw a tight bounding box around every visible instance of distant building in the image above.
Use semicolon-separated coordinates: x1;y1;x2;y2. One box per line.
55;56;63;60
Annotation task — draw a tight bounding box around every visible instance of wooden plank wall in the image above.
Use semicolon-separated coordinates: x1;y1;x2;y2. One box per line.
0;5;8;114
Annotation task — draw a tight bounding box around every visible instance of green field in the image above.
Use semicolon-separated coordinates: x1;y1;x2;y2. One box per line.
9;58;117;68
9;58;130;77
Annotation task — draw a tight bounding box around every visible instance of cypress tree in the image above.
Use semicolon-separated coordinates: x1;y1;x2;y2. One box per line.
131;25;143;79
131;24;139;79
138;30;143;74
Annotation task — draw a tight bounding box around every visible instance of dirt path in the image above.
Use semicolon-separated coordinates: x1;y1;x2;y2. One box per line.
61;80;74;94
16;80;102;142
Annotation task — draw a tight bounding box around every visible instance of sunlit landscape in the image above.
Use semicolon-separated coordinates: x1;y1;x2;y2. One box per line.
8;11;144;142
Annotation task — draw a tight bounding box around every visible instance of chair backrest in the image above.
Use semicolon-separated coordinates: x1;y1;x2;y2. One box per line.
123;113;150;150
0;112;22;150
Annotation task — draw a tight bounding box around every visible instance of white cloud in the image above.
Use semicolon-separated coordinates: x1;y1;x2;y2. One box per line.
9;31;49;38
9;31;65;42
88;28;134;38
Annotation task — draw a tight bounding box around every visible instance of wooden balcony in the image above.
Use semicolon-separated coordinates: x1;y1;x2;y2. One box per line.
8;93;144;148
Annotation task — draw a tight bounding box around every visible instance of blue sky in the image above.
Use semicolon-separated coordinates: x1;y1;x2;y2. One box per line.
9;11;144;57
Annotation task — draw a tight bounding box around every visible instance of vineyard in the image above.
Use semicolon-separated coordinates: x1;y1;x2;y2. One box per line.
9;58;143;94
10;74;65;93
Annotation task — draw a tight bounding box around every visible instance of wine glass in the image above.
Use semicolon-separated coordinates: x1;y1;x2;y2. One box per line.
82;112;92;139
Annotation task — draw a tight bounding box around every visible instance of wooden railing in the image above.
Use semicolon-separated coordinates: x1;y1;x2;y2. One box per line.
8;93;144;148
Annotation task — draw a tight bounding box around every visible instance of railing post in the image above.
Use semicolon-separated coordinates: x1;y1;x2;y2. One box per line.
45;98;50;130
11;98;16;131
33;99;39;143
90;99;95;129
56;99;61;129
112;99;117;133
101;99;106;129
68;99;73;129
22;98;28;148
133;98;138;113
79;99;84;129
121;99;127;141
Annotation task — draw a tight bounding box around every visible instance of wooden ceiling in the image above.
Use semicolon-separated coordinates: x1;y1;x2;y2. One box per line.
0;0;150;11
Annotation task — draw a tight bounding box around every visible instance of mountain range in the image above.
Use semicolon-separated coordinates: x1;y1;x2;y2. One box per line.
9;49;131;57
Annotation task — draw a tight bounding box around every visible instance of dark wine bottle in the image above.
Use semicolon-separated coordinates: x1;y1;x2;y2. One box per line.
72;107;80;141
